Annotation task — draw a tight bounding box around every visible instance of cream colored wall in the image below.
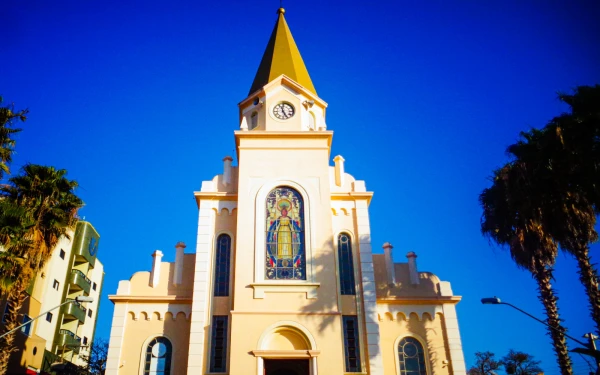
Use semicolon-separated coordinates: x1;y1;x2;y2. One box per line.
36;235;74;352
118;310;190;375
378;312;451;375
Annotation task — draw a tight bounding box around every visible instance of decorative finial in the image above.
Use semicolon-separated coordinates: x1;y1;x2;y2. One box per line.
277;7;285;15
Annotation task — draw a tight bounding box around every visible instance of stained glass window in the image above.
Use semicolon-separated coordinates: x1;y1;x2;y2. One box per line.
210;316;229;372
338;233;356;295
214;234;231;297
342;316;362;372
265;186;305;280
398;337;427;375
144;337;172;375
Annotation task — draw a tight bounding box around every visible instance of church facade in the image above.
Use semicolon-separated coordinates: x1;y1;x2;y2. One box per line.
105;8;466;375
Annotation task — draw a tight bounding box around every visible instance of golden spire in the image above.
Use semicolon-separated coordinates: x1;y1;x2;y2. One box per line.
248;8;317;95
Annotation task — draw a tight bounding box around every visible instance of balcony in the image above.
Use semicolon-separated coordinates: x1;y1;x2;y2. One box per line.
55;329;81;354
61;299;86;324
69;269;91;294
71;221;99;268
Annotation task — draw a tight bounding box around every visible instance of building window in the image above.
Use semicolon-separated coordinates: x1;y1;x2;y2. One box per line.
265;186;305;280
83;336;88;345
60;249;65;259
93;282;97;291
342;316;361;372
53;279;60;290
143;337;172;375
210;316;228;372
250;111;258;130
21;315;32;336
88;309;93;318
338;233;356;295
398;337;427;375
214;234;231;297
46;312;52;323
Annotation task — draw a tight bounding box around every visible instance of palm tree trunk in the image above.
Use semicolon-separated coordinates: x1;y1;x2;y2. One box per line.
0;281;28;375
533;260;573;375
573;244;600;336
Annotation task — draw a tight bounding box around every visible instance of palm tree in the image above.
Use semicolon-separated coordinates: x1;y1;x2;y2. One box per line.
480;162;573;375
0;164;83;375
507;86;600;336
0;98;27;180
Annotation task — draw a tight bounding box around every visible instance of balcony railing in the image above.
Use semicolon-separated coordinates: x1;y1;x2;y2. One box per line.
61;299;86;323
69;269;91;294
56;329;82;354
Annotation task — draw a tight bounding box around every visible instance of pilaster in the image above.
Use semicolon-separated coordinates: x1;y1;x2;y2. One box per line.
442;304;467;375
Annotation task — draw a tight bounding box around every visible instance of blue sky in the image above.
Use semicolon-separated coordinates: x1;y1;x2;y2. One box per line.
2;0;600;373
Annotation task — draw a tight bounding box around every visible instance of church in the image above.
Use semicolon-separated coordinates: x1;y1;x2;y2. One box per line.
105;8;466;375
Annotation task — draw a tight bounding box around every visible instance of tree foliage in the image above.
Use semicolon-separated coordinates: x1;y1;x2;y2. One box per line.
0;96;27;180
468;351;502;375
502;350;543;375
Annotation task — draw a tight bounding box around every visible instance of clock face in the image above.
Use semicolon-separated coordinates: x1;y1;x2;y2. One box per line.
273;102;295;120
88;237;98;256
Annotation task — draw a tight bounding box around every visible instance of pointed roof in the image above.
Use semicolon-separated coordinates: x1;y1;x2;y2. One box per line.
248;8;316;95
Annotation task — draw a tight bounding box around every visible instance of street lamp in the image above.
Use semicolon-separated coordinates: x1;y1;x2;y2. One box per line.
0;295;94;341
481;296;600;373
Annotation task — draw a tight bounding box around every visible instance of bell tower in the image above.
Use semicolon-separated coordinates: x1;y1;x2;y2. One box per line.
238;8;327;133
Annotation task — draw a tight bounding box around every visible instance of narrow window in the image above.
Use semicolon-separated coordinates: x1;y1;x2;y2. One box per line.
214;234;231;297
53;279;60;290
265;187;305;280
93;282;97;291
210;316;229;372
398;337;427;375
88;309;93;318
250;111;258;130
83;336;88;345
60;249;65;259
342;316;362;372
143;337;172;375
46;312;53;323
338;233;356;295
21;315;32;336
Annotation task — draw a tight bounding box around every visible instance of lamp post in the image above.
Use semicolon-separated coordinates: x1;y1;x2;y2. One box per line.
0;295;94;341
481;296;600;374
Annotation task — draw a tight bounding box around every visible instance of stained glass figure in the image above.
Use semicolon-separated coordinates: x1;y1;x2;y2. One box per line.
265;187;305;280
398;337;427;375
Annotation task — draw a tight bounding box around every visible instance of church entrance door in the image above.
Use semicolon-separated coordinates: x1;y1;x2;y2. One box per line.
264;359;310;375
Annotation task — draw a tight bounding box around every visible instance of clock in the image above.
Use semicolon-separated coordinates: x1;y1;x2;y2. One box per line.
88;237;98;256
273;102;295;120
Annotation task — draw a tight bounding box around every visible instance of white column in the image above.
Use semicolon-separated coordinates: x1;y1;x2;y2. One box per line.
406;251;420;285
187;201;216;374
149;250;163;287
311;357;318;375
173;242;186;285
382;242;395;285
257;357;264;375
442;304;467;375
355;199;384;375
105;303;128;375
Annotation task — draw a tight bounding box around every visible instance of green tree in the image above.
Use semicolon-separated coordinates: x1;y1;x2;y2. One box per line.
480;162;573;375
468;351;502;375
0;97;27;180
0;164;83;375
502;349;543;375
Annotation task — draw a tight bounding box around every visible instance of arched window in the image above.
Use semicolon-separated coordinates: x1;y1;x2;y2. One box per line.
338;233;356;295
144;337;172;375
398;337;427;375
214;234;231;296
265;187;305;280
